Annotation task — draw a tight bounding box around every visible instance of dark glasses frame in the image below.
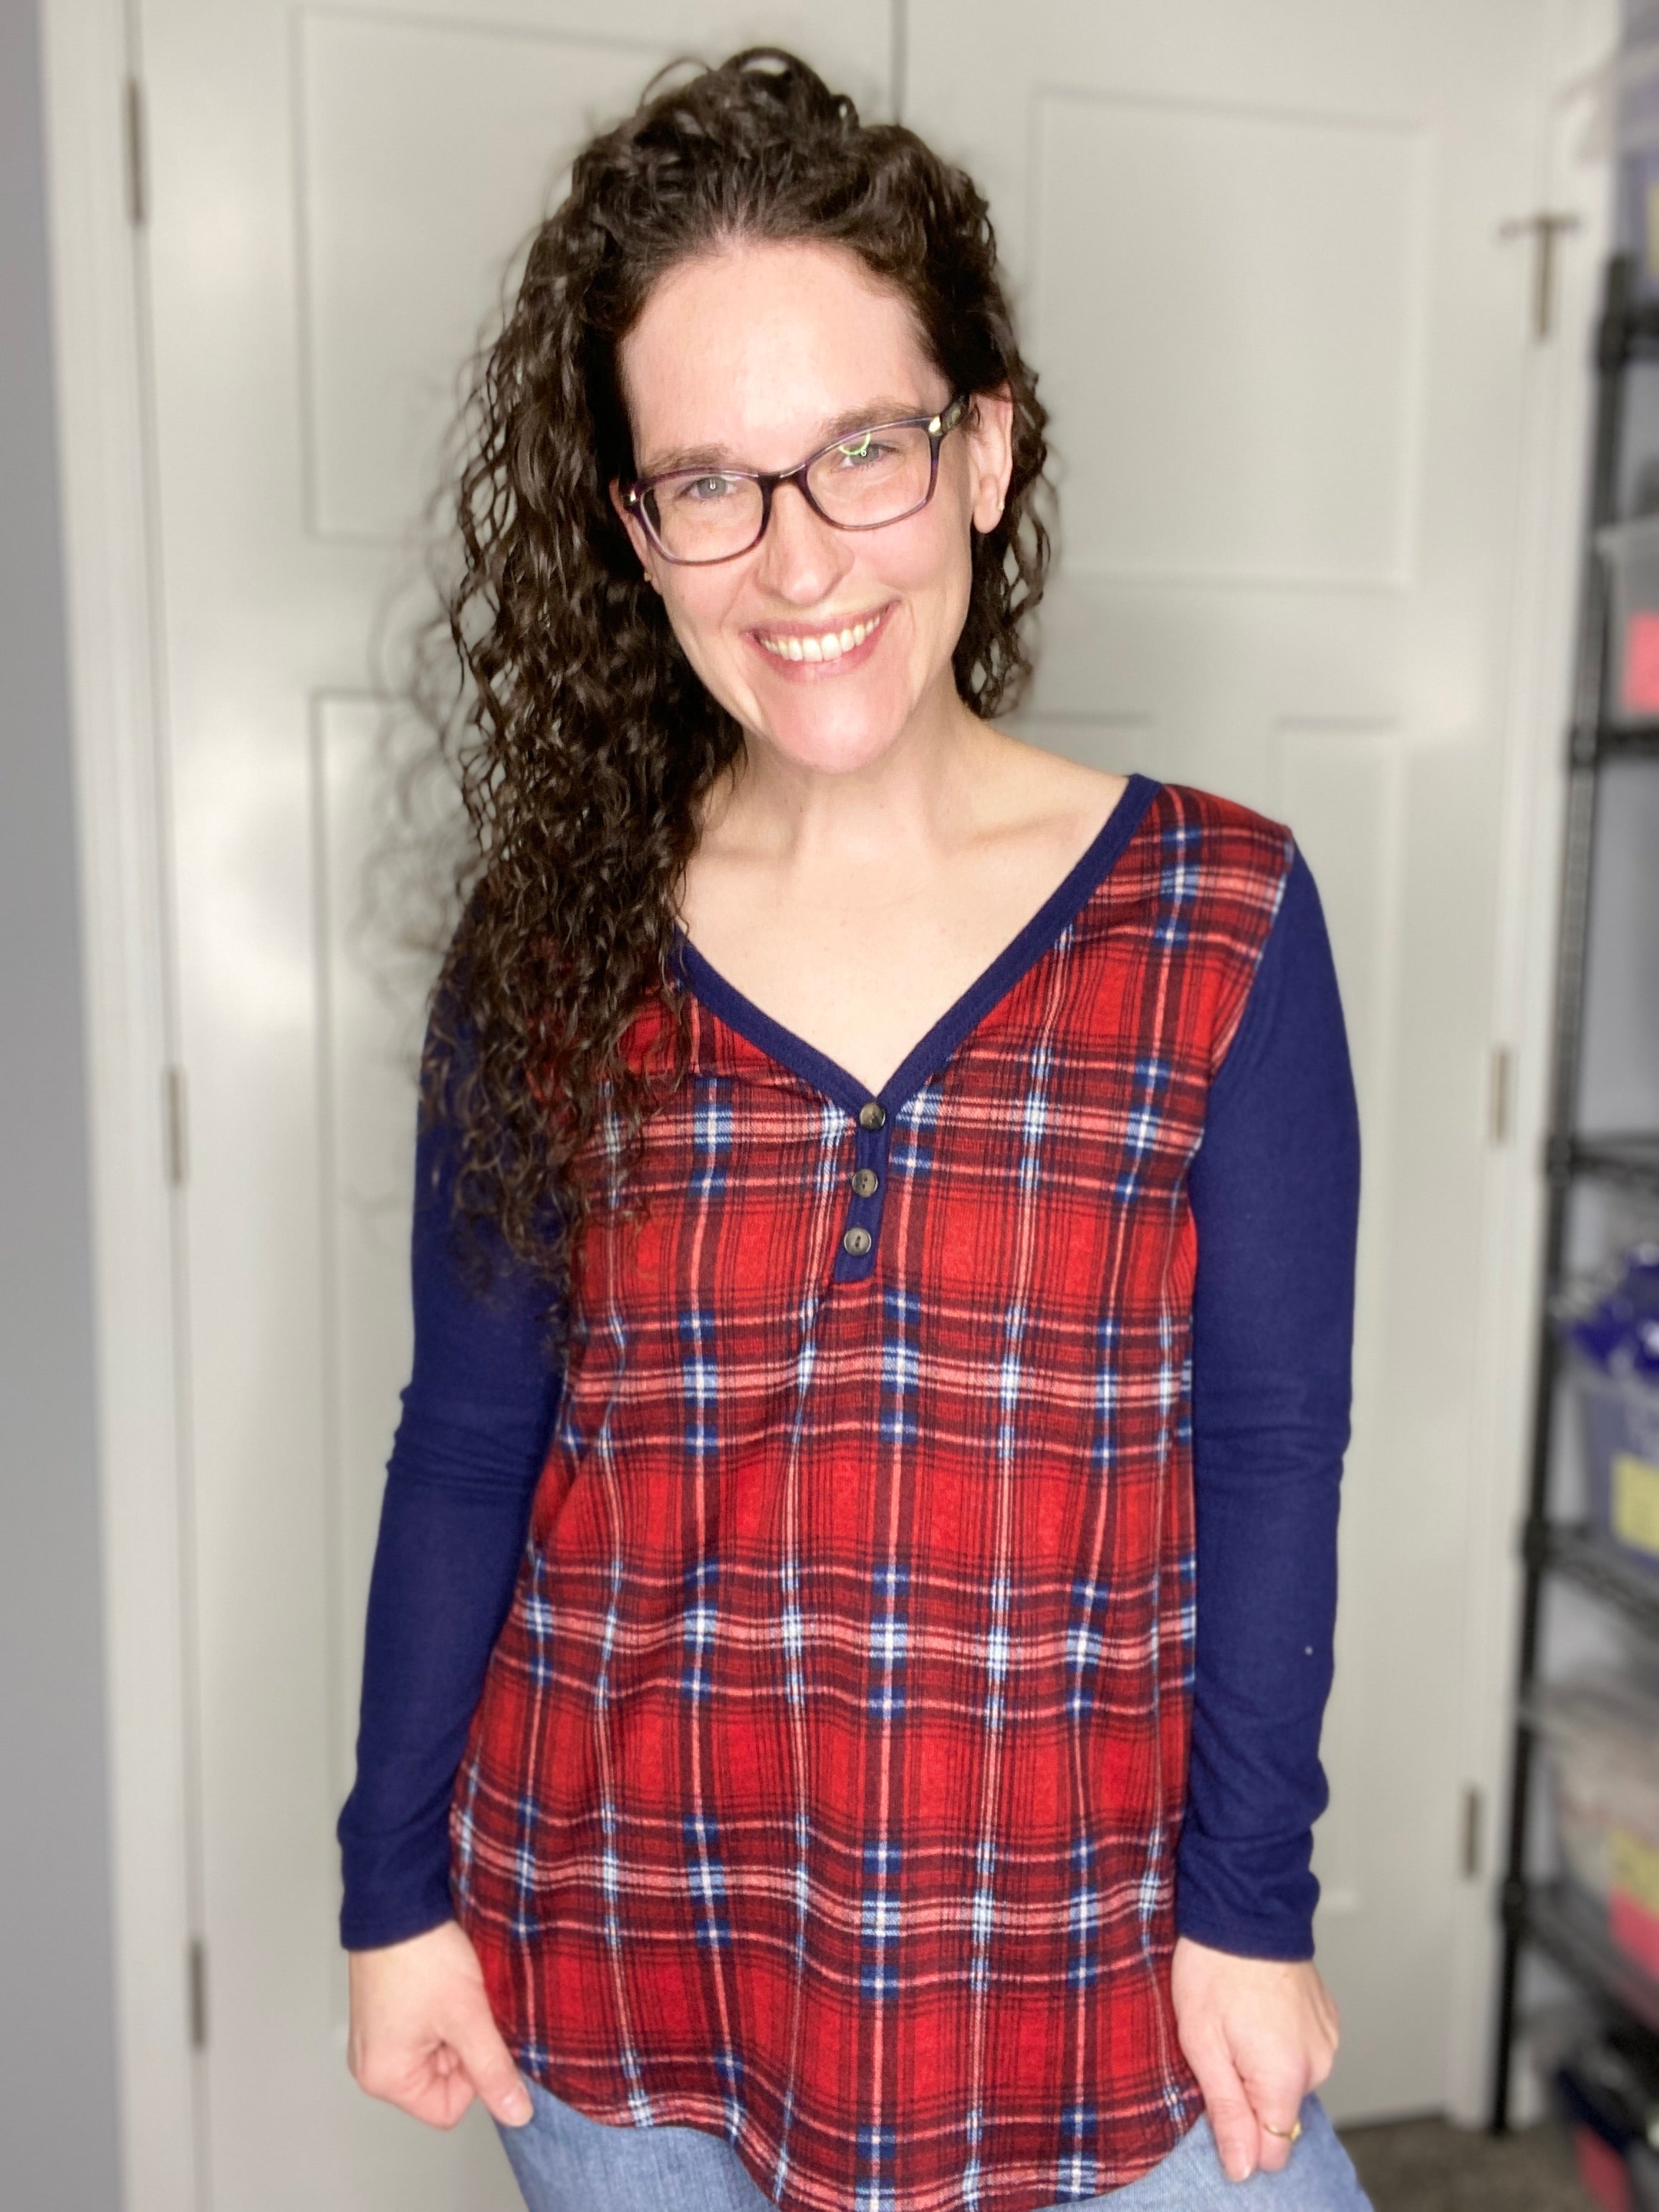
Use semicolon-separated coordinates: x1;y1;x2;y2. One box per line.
620;394;971;565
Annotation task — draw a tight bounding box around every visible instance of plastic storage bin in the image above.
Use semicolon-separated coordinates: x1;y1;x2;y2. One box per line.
1562;1246;1659;1574
1551;2013;1659;2212
1616;24;1659;306
1600;516;1659;722
1568;1354;1659;1577
1533;1675;1659;1981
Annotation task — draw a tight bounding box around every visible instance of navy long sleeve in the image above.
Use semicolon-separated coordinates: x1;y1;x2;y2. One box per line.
1176;850;1360;1958
335;1098;564;1950
338;847;1358;1958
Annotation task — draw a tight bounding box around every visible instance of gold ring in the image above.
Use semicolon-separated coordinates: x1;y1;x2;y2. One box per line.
1262;2120;1303;2143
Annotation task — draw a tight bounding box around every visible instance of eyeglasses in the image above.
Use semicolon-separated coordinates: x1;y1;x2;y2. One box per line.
620;395;970;566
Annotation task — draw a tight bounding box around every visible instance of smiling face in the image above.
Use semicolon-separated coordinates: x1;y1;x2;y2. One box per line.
613;239;1013;779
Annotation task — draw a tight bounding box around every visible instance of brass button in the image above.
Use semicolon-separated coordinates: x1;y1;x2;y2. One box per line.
842;1226;873;1257
851;1168;880;1198
857;1101;887;1130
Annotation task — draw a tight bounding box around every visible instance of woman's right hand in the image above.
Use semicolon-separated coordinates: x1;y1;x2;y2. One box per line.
347;1919;534;2130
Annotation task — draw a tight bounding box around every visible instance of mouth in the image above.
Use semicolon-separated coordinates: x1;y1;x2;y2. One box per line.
748;602;893;674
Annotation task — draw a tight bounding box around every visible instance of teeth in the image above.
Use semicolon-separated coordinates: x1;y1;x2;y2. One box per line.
759;609;883;662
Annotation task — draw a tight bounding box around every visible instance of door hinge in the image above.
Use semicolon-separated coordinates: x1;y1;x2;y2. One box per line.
163;1064;188;1186
123;76;148;227
1461;1784;1485;1880
1498;211;1581;342
188;1936;208;2049
1489;1046;1514;1146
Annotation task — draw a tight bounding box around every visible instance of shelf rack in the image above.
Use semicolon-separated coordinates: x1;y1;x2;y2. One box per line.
1491;251;1659;2127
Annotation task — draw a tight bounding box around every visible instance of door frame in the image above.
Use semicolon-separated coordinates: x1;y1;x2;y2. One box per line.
39;0;1605;2194
39;3;201;2208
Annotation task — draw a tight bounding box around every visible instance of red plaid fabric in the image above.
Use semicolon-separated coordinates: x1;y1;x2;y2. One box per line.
452;781;1292;2211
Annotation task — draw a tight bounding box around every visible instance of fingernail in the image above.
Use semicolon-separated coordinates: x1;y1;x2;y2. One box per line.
504;2084;533;2126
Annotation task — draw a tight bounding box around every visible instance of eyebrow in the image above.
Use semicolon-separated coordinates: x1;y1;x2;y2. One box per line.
635;397;937;480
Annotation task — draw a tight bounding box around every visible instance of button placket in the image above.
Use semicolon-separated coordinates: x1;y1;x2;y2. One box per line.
835;1099;893;1281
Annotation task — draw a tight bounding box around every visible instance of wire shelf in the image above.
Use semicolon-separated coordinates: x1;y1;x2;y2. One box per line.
1592;723;1659;760
1569;1135;1659;1195
1534;1524;1659;1638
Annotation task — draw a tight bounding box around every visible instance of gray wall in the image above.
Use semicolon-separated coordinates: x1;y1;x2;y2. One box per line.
1;2;125;2206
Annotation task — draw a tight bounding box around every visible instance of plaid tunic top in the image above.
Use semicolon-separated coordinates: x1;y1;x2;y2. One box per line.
390;775;1345;2211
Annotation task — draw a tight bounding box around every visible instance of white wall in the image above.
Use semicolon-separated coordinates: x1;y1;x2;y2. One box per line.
0;2;124;2205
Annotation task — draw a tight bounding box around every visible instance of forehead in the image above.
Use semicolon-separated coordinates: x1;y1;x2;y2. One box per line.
619;238;936;469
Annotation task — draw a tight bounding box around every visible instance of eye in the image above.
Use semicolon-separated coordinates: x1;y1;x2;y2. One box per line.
673;473;740;504
835;433;890;467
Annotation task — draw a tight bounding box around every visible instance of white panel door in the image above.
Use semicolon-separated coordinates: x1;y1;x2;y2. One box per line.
137;7;892;2208
906;0;1604;2123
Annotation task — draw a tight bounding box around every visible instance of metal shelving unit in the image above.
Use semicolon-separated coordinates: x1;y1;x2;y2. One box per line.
1491;252;1659;2127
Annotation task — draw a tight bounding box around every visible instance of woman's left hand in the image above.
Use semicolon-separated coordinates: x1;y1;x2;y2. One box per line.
1169;1935;1340;2185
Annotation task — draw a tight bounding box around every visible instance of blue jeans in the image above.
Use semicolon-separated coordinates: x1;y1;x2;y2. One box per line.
498;2077;1374;2209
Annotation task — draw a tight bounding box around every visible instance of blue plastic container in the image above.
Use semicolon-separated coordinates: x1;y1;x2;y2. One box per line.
1565;1248;1659;1577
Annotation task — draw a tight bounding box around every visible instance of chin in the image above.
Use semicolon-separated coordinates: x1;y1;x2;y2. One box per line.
756;688;914;776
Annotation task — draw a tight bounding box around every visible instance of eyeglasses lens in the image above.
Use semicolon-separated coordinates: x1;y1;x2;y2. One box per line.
646;423;936;562
807;424;933;527
643;477;764;563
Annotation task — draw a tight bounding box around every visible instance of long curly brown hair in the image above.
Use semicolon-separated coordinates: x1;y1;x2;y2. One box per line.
420;47;1052;1303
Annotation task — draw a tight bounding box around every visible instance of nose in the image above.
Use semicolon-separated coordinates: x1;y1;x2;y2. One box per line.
751;476;852;607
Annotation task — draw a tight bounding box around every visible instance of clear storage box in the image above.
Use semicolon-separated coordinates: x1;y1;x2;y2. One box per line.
1600;515;1659;723
1533;1675;1659;1982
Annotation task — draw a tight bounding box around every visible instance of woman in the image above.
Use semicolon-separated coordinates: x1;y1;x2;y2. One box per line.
340;49;1367;2212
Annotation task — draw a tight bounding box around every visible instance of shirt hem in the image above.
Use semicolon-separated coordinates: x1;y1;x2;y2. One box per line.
509;2059;1206;2212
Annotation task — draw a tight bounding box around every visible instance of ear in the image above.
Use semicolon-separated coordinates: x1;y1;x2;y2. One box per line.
964;386;1015;533
609;480;665;594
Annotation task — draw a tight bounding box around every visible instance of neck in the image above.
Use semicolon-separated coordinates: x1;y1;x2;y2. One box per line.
703;672;999;872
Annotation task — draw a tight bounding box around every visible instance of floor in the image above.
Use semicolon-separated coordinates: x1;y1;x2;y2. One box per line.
1339;2117;1592;2212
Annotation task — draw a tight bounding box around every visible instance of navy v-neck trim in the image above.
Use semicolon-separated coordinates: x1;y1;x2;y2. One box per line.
672;771;1161;1118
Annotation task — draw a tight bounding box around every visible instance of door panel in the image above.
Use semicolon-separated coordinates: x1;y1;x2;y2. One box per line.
297;11;697;543
1031;92;1428;587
